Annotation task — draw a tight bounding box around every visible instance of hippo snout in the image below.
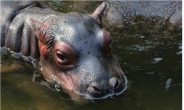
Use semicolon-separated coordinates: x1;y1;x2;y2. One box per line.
86;76;127;99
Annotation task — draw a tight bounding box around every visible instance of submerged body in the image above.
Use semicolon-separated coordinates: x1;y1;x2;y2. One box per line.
0;1;127;101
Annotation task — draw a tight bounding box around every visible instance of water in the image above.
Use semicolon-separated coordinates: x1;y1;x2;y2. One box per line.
1;1;182;110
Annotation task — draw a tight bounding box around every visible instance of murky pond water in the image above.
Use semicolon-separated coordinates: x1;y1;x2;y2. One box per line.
1;1;182;110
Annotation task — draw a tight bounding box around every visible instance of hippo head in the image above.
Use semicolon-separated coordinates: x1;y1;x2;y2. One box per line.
31;2;127;102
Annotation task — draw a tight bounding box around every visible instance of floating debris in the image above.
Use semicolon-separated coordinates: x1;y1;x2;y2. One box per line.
165;78;172;90
152;58;163;64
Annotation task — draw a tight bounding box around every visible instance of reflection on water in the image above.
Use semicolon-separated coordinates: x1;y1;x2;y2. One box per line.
1;1;182;110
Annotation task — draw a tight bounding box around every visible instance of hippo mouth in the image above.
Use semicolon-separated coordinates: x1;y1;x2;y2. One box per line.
75;75;128;101
57;76;128;102
57;73;128;101
33;70;128;102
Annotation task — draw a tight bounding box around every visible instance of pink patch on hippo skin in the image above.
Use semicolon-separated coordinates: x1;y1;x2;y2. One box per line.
57;72;83;101
40;45;48;56
102;30;112;54
60;73;75;91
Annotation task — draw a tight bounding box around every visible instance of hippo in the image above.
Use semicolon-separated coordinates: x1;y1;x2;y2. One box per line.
0;1;127;102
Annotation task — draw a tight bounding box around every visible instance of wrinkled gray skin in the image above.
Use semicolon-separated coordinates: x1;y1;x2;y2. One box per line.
0;1;127;102
107;1;182;27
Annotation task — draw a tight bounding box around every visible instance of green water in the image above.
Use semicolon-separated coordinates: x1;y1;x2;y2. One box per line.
1;1;182;110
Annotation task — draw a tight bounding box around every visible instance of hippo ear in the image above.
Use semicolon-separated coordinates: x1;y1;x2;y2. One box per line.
31;18;53;48
91;2;108;25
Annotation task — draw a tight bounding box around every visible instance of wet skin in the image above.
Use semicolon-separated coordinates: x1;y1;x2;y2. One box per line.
0;1;127;102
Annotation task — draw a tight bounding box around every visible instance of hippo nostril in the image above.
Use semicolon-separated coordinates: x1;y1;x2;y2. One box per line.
87;83;103;98
109;77;120;89
93;86;102;93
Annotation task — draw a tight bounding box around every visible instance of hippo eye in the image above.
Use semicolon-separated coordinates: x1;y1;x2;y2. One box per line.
54;42;75;70
56;51;67;61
